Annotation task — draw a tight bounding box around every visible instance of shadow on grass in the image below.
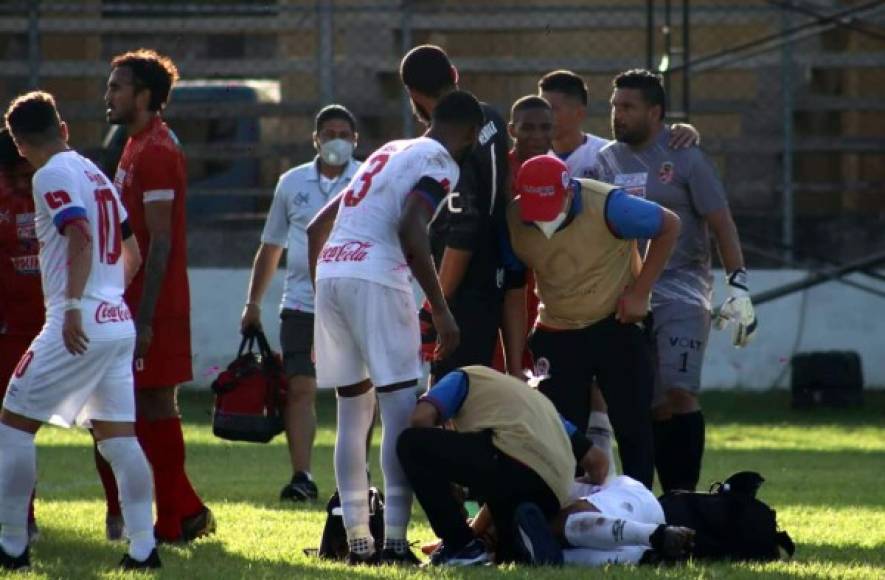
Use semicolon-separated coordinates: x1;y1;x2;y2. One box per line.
31;437;883;512
30;526;395;580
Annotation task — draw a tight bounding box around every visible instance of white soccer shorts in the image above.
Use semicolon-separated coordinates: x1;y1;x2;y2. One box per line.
4;330;136;427
572;475;666;525
563;476;666;566
314;277;421;390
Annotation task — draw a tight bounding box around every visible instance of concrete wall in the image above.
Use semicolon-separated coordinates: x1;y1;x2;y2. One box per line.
189;268;885;390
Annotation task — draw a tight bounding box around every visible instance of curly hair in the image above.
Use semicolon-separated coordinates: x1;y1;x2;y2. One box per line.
111;49;180;111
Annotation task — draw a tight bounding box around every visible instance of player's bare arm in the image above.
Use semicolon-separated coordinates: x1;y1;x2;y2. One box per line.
705;207;745;274
122;232;141;289
617;208;681;323
501;286;527;376
707;207;756;347
399;194;459;361
437;247;473;301
408;400;441;428
306;190;344;288
241;242;284;333
578;445;610;484
134;199;173;359
668;123;701;149
63;218;92;355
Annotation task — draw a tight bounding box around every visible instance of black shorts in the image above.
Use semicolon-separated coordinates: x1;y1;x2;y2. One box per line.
280;309;315;378
431;298;501;380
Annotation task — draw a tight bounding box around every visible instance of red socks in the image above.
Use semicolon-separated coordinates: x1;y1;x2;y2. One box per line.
136;416;205;540
93;444;122;517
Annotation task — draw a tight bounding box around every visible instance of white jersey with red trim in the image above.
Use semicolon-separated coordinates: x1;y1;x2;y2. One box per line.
316;137;459;292
32;151;133;337
557;133;611;179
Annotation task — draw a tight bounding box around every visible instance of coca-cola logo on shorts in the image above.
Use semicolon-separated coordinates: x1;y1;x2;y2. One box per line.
319;240;373;263
95;301;132;324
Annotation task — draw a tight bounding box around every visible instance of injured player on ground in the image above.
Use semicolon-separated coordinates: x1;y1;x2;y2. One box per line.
462;474;695;566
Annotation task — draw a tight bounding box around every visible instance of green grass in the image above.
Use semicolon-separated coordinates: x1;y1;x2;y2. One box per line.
17;390;885;579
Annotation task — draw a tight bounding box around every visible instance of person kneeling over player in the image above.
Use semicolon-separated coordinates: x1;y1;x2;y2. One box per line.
397;366;609;566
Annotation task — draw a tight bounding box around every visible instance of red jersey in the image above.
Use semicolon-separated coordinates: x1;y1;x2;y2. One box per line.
114;115;192;386
0;182;44;337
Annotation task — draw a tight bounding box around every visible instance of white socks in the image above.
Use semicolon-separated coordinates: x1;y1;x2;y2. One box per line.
588;411;617;483
334;390;375;552
376;387;417;547
564;511;659;550
0;423;36;558
334;386;418;555
97;437;155;561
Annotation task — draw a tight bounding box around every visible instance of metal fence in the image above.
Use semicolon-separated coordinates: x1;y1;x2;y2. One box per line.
2;0;884;268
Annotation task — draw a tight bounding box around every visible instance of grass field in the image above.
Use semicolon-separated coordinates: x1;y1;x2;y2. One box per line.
17;389;885;579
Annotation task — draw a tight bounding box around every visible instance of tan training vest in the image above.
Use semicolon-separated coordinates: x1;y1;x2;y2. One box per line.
452;366;576;507
507;179;641;330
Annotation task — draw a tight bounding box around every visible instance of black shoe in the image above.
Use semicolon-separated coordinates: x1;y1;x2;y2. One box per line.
119;548;162;570
380;547;423;566
0;544;29;571
649;524;695;559
280;472;318;502
512;502;563;566
181;507;217;542
428;538;489;567
345;550;379;565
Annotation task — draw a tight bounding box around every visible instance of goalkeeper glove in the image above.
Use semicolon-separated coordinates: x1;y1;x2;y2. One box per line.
713;268;757;347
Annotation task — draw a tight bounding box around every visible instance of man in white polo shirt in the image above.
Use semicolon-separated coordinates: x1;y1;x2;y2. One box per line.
241;105;360;502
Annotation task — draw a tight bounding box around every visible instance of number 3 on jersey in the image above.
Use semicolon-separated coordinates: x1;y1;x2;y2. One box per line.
94;188;122;264
343;153;390;207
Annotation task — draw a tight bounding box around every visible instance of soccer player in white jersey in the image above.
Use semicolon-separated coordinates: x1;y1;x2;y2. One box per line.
0;92;159;571
307;90;484;565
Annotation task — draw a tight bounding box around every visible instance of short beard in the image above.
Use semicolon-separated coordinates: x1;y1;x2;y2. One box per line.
614;126;647;146
107;108;134;126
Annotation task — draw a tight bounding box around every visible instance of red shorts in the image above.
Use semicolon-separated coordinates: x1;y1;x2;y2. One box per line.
0;334;35;397
135;317;192;389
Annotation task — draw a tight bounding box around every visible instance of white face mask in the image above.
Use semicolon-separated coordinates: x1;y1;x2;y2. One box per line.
535;210;568;239
318;138;354;166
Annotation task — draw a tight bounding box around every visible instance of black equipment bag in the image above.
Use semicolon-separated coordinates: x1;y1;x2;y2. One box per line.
791;351;863;408
304;487;385;559
659;471;795;562
210;330;286;443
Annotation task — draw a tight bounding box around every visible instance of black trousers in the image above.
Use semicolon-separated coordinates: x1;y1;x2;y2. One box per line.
529;315;655;488
397;427;560;562
431;297;501;380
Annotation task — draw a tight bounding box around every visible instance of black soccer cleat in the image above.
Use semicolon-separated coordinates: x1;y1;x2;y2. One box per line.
380;546;423;566
427;538;489;567
649;524;695;559
119;548;162;570
181;507;217;542
0;544;29;571
280;472;319;502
